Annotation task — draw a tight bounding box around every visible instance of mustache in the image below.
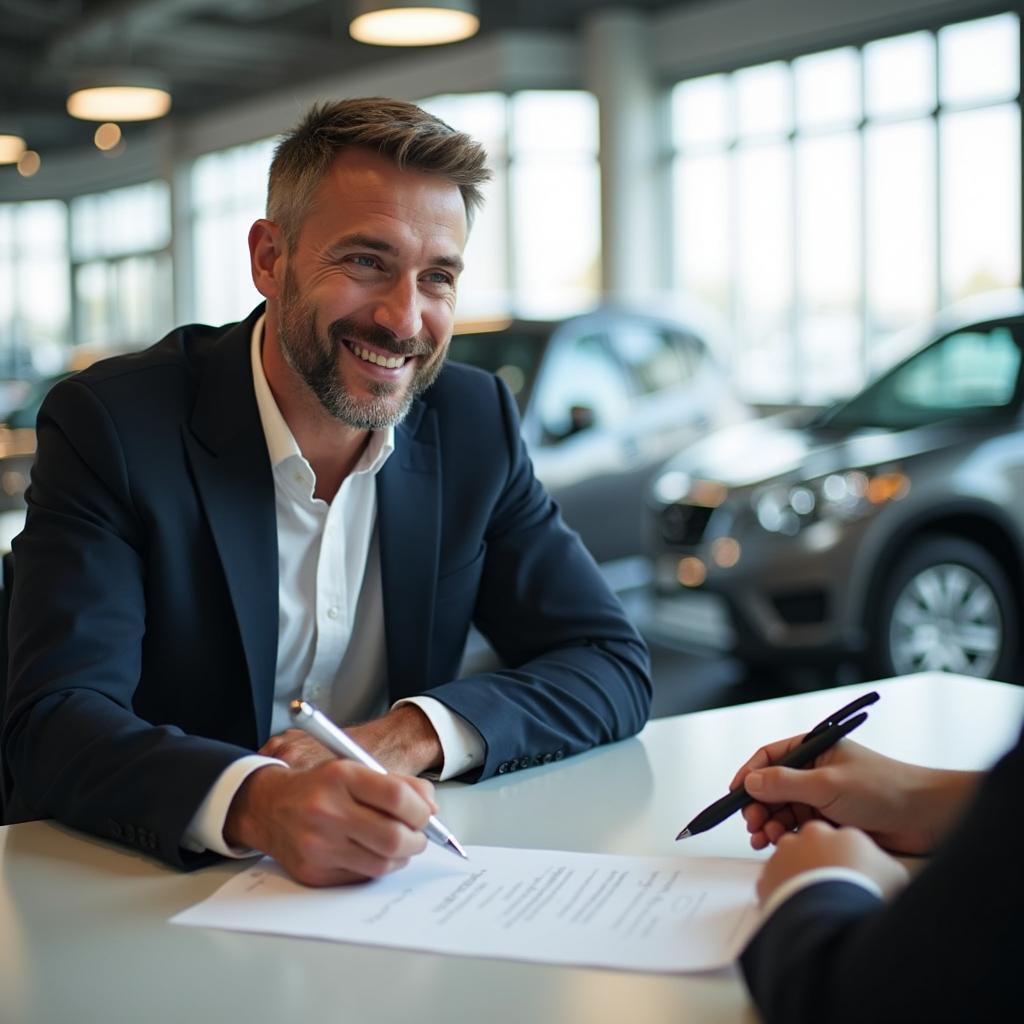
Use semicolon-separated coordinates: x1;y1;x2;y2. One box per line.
327;316;433;358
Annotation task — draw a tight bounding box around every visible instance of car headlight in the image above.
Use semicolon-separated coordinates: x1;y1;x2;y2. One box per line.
754;469;910;535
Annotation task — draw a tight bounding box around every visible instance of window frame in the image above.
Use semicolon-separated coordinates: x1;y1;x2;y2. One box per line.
667;9;1023;406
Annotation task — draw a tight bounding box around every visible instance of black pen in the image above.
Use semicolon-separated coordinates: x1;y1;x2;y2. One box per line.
676;690;880;841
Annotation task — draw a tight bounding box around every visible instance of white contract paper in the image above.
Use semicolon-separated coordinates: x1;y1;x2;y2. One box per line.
172;844;760;973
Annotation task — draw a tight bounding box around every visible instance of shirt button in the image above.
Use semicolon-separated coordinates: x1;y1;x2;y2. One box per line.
326;606;339;620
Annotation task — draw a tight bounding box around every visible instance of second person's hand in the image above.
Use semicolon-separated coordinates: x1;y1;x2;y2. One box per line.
731;736;980;855
756;819;909;906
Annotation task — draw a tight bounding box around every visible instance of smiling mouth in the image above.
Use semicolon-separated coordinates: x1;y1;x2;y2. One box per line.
345;340;410;369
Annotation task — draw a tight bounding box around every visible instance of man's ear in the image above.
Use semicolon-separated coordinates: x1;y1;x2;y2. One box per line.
249;219;285;299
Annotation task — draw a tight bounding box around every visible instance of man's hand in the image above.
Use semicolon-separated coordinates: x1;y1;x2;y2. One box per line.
223;760;438;887
731;736;980;855
259;729;333;770
344;703;444;777
230;704;445;886
258;704;444;777
756;820;909;906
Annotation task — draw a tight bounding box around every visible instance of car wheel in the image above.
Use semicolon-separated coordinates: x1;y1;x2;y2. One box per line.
870;535;1017;681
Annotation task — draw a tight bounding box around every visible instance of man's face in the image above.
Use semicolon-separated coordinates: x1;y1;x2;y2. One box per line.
274;148;467;430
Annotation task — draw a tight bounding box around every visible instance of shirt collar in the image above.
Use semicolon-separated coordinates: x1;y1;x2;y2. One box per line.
249;313;395;477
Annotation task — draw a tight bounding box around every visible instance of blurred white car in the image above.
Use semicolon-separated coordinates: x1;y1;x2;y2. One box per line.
450;305;749;595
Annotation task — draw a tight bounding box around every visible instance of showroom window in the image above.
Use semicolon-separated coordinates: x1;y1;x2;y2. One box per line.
670;11;1021;404
185;91;599;326
421;91;601;319
70;180;173;352
190;137;277;326
0;201;70;379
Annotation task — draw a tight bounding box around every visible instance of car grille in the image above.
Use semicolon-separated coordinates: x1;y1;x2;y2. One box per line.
660;503;714;546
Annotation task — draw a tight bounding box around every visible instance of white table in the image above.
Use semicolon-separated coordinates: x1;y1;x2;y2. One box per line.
2;672;1021;1024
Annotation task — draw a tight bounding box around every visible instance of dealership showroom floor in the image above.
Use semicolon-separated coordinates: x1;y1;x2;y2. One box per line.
646;640;864;720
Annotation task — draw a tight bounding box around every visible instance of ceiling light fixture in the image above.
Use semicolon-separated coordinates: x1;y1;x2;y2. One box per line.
0;134;27;164
67;70;171;122
17;150;41;178
94;123;123;151
350;1;479;46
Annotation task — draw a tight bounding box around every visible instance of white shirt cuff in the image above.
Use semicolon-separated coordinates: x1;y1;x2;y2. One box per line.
761;866;884;922
393;696;485;781
180;755;286;857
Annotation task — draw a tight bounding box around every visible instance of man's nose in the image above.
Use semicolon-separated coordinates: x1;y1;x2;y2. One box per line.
372;275;423;341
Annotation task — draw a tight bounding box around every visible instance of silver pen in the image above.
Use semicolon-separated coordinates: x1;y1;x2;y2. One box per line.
289;699;468;860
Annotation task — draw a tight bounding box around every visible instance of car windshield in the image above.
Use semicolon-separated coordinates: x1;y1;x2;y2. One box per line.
818;323;1023;431
448;328;547;412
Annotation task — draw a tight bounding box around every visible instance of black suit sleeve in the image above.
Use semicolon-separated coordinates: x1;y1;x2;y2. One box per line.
740;726;1024;1024
419;375;652;778
2;379;252;868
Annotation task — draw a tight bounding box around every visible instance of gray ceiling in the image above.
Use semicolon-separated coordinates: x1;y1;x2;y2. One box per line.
0;0;688;157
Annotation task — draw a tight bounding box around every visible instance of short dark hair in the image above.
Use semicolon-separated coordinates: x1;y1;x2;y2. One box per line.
267;97;491;247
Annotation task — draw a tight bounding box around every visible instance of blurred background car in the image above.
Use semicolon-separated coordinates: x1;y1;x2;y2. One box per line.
644;291;1024;682
0;371;73;543
450;305;750;596
0;427;34;510
0;349;129;549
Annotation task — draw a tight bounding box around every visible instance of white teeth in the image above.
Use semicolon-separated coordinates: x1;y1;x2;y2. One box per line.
350;342;407;369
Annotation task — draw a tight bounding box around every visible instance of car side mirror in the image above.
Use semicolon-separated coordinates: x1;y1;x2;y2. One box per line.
540;404;598;445
567;404;596;435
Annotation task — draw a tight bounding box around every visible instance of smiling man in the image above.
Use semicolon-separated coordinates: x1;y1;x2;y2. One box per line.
1;99;651;886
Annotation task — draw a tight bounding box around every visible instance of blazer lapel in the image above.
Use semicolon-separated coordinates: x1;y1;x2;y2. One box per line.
182;311;279;744
377;401;441;700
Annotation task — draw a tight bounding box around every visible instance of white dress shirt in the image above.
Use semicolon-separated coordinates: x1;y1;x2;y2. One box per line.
182;315;483;856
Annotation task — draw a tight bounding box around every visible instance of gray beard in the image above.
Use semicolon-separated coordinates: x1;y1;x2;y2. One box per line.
277;302;443;431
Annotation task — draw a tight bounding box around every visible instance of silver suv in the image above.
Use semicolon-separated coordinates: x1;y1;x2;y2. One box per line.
645;292;1024;682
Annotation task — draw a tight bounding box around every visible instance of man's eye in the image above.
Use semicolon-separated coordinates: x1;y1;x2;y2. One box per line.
348;255;378;268
423;271;454;286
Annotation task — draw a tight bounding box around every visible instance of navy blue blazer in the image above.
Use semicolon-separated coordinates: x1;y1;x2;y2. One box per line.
2;307;651;868
740;721;1023;1023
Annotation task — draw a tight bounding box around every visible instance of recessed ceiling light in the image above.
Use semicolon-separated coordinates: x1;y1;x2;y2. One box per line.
0;134;27;164
17;150;41;177
67;71;171;122
94;123;123;151
350;1;479;46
